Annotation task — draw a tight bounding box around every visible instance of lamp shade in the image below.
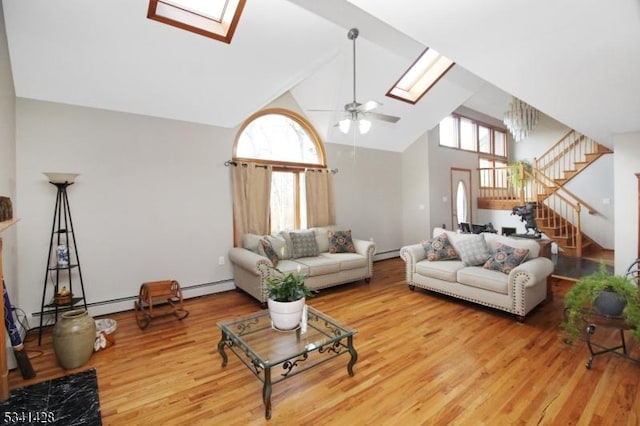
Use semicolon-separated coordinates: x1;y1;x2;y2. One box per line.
358;119;371;134
338;119;351;134
43;172;79;184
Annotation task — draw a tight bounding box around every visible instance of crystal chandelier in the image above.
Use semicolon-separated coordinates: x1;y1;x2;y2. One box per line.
503;97;540;142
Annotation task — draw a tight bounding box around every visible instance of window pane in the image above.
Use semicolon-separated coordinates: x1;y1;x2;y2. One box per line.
270;172;295;233
456;180;468;223
439;116;456;147
495;160;507;188
237;114;320;164
459;118;475;151
494;131;506;157
478;126;490;154
479;158;493;187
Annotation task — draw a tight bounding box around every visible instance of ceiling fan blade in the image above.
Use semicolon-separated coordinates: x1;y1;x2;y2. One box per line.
368;112;401;123
357;100;381;113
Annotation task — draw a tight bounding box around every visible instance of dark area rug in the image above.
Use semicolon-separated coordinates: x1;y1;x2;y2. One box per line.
0;368;101;426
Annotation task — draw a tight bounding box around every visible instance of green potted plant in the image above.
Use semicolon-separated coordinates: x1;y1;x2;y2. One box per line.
508;159;533;192
562;263;640;340
265;267;313;330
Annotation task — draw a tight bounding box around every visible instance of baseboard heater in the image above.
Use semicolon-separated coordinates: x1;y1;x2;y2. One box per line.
32;278;235;319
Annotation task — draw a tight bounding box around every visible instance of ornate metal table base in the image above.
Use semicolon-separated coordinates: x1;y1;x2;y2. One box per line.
585;324;640;369
217;308;357;420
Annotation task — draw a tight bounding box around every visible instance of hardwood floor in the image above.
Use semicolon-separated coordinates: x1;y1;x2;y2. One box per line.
8;258;640;425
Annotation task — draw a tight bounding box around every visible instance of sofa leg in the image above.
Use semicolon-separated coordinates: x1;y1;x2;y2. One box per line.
516;315;525;323
365;278;371;283
408;285;415;291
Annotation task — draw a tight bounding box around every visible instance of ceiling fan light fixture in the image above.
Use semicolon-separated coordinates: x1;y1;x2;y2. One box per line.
358;119;371;134
339;118;351;134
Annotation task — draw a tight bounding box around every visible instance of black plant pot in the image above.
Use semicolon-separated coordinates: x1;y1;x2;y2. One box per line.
594;290;627;317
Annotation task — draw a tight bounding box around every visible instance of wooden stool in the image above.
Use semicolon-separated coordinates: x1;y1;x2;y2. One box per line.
134;280;189;329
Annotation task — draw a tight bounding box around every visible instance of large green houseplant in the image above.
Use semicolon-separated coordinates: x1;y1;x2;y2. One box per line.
265;267;313;330
562;263;640;340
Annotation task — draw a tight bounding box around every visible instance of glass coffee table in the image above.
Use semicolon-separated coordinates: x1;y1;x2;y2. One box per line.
217;307;358;419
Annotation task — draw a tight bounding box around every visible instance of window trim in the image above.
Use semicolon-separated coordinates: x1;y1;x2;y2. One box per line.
386;47;455;105
147;0;246;43
439;113;508;159
233;108;327;171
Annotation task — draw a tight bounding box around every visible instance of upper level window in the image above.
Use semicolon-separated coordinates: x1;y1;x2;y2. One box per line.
386;48;455;104
439;114;507;158
234;109;326;232
147;0;246;43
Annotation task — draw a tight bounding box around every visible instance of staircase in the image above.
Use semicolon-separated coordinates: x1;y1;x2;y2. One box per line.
527;130;612;256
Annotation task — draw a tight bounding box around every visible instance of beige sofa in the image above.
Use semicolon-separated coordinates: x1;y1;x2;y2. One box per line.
228;226;376;304
400;227;554;320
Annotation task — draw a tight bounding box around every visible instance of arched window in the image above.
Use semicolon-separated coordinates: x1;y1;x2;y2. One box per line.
233;108;327;232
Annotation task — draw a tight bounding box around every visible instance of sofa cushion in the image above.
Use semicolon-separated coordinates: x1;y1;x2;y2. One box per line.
422;233;458;261
457;267;509;294
259;238;279;266
320;252;367;270
242;233;263;253
311;226;337;253
329;229;356;253
415;259;464;282
455;234;492;266
294;256;340;276
483;243;529;274
289;230;319;258
274;260;310;276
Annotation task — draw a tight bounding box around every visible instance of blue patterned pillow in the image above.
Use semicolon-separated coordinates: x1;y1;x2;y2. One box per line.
328;229;356;253
456;234;491;266
483;243;529;274
289;230;319;258
260;238;279;266
422;233;458;261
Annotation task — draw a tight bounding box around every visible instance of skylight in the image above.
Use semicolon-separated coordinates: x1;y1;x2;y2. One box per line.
386;48;454;104
147;0;246;43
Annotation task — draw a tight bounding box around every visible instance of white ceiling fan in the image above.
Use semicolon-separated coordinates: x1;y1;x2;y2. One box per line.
311;28;400;135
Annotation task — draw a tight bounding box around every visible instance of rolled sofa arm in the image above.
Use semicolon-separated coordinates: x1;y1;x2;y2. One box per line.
399;244;426;285
228;247;272;275
509;257;554;288
352;238;376;279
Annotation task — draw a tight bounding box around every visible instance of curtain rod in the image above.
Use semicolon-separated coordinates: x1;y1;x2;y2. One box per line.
224;160;338;174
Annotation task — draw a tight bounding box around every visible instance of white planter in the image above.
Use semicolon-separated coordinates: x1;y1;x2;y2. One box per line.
267;298;305;330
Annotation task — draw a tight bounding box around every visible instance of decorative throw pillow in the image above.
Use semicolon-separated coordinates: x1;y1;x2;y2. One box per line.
259;238;279;266
483;243;530;274
421;233;458;261
455;234;492;266
289;230;319;258
266;234;289;259
328;229;356;253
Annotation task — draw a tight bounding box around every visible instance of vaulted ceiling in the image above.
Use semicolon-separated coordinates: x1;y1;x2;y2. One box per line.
3;0;639;152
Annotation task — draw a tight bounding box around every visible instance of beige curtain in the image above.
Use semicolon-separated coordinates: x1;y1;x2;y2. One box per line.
231;162;272;246
305;168;336;227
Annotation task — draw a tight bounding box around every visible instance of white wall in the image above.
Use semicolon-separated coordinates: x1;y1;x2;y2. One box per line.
613;132;640;274
324;143;403;257
401;133;430;244
15;99;237;322
0;1;17;298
